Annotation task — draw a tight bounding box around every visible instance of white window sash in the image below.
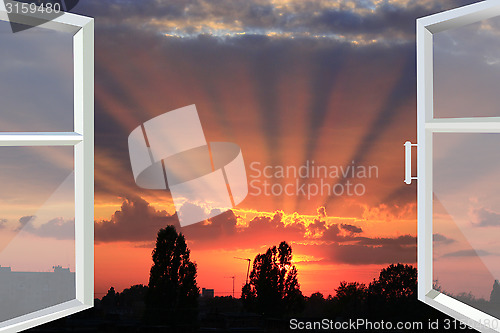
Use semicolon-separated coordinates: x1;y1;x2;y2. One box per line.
418;1;500;332
0;3;94;332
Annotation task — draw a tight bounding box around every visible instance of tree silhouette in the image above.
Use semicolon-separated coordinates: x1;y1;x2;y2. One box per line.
369;263;417;301
367;263;418;319
303;292;327;317
145;225;199;327
328;281;367;317
101;287;119;313
336;281;367;301
491;280;500;304
119;284;148;318
241;241;304;316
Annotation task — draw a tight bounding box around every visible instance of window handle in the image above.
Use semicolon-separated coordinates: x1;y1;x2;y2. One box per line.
404;141;417;185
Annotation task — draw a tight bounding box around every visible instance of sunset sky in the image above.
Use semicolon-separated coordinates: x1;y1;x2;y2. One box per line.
1;0;496;301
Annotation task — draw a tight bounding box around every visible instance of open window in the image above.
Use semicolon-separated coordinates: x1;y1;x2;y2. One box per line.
414;1;500;331
0;2;93;331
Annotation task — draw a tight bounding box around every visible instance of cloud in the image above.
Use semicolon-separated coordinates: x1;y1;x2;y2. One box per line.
187;202;415;265
321;224;342;241
433;233;455;245
296;239;416;265
94;197;238;243
246;211;307;236
90;197;416;265
320;223;368;242
361;203;416;222
308;217;326;236
355;235;416;246
330;243;416;265
472;207;500;227
0;219;6;229
340;223;362;234
331;242;416;265
95;196;178;242
94;196;303;244
182;210;238;241
185;209;311;248
21;218;75;240
443;249;494;258
7;193;415;269
73;0;478;44
17;216;35;231
303;229;416;265
317;206;326;218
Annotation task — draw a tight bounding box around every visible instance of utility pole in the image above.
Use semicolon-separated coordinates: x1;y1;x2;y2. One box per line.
234;257;251;285
224;276;235;298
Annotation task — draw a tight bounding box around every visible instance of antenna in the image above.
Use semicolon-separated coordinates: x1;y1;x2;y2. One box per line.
224;276;235;298
234;257;251;285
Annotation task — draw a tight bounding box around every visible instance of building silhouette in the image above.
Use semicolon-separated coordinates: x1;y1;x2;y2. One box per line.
0;265;75;322
202;288;214;298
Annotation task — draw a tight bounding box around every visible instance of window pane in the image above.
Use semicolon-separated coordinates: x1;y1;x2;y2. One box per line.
0;146;75;322
433;133;500;318
0;20;73;131
433;16;500;118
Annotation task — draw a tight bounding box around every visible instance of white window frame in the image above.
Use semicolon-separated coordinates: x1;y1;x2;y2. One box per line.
417;1;500;332
0;2;94;332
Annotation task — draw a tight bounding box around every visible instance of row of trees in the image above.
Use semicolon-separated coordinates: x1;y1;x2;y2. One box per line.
35;225;472;331
305;264;420;320
136;225;424;326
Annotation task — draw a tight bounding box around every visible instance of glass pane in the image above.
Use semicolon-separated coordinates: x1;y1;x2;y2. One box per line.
434;16;500;118
0;146;75;322
433;133;500;318
0;20;73;131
